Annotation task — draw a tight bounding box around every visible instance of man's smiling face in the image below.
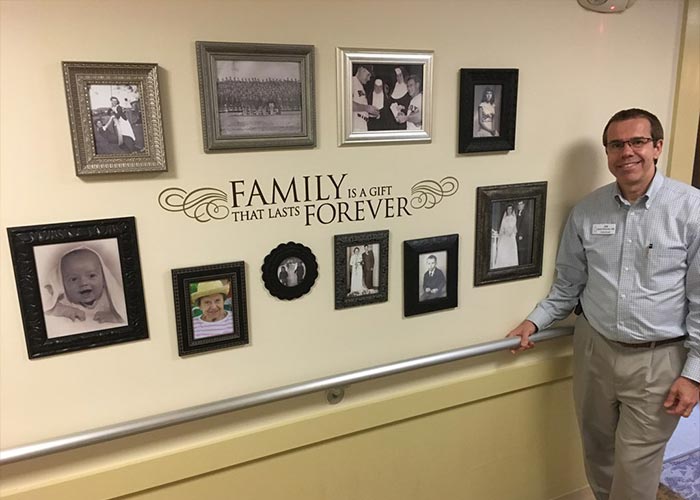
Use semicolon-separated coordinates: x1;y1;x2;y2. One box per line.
605;118;662;193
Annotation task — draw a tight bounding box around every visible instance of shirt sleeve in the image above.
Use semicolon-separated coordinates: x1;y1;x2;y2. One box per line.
681;213;700;382
527;210;588;330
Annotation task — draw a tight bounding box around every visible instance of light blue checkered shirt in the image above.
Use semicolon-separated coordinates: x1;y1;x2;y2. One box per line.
528;170;700;382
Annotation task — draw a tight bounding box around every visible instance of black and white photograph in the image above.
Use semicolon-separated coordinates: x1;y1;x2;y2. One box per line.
346;244;379;296
418;250;447;302
490;198;535;269
262;242;318;300
337;48;433;145
473;84;502;138
458;68;518;153
216;60;302;137
62;62;167;175
7;217;148;358
334;230;389;309
88;84;144;155
172;261;249;356
34;239;127;339
350;63;424;133
196;41;316;151
403;234;458;317
277;257;306;287
475;182;547;286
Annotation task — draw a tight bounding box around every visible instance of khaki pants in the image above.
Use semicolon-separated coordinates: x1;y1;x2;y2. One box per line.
572;315;685;500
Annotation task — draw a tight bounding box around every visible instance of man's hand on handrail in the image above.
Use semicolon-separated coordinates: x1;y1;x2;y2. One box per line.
506;320;538;354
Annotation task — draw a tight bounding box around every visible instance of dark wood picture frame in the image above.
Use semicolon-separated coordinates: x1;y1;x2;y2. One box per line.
403;234;459;317
334;230;389;309
62;61;167;175
261;242;318;300
458;68;518;153
196;41;316;152
474;182;547;286
171;261;249;357
6;217;148;358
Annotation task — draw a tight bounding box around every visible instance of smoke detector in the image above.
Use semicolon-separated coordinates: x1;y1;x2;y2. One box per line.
577;0;636;13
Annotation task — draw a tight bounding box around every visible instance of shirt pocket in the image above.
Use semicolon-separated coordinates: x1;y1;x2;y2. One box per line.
642;247;686;290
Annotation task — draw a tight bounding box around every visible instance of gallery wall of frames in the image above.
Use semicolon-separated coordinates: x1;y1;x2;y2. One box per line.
0;0;686;449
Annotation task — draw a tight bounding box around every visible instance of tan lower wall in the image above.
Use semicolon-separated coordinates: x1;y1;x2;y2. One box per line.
0;353;587;500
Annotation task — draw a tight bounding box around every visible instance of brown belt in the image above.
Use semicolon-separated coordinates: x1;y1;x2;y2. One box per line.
612;336;686;349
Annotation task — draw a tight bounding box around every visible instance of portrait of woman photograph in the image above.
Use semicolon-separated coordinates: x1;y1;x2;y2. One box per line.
472;84;502;138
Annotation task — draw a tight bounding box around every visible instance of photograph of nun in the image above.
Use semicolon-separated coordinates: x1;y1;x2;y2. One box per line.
352;63;423;132
33;239;128;338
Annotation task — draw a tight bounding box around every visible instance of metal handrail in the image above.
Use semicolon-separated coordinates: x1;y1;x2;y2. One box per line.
0;327;573;465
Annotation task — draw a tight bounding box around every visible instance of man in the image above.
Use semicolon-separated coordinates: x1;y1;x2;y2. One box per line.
362;244;375;289
507;109;699;500
278;264;289;287
192;280;234;339
420;254;446;301
397;74;422;130
352;64;380;132
515;200;533;265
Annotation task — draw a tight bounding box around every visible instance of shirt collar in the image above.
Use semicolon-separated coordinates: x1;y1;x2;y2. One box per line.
613;168;664;209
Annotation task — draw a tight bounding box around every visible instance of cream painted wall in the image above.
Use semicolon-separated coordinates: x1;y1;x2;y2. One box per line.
668;0;700;184
0;0;685;457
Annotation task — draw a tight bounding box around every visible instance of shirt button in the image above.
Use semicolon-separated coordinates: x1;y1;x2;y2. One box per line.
621;294;626;298
624;267;629;271
627;239;632;243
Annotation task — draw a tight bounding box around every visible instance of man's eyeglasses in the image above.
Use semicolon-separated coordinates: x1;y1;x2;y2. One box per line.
605;137;655;152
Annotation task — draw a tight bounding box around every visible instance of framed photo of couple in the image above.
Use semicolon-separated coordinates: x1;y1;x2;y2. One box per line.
458;68;518;153
337;47;433;145
7;217;148;358
334;230;389;309
261;242;319;300
62;61;167;175
403;234;459;317
474;182;547;286
171;261;249;356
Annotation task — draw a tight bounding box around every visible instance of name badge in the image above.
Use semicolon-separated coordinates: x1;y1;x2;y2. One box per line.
592;223;616;235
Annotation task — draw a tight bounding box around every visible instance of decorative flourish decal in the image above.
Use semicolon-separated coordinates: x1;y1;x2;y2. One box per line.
158;187;230;223
410;176;459;209
157;174;459;226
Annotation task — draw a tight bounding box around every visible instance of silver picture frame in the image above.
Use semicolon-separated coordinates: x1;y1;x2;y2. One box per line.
62;61;167;176
337;47;433;145
196;41;316;152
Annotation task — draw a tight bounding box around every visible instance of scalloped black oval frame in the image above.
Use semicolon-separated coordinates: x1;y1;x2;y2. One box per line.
261;241;318;300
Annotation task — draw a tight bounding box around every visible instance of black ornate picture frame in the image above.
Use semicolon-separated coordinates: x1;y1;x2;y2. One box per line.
62;61;167;175
6;217;148;358
403;234;459;317
458;68;518;153
262;242;318;300
474;181;547;286
334;230;389;309
171;261;249;357
196;41;316;152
